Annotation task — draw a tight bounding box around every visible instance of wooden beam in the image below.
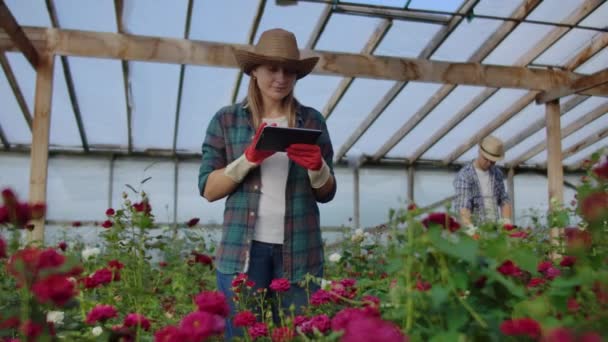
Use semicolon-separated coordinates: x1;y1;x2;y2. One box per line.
439;0;604;165
407;166;414;204
1;28;607;95
230;0;265;104
564;32;608;71
27;53;54;243
545;100;563;254
508;101;608;167
0;51;32;129
114;0;133;153
537;68;608;104
566;144;608;170
0;0;39;68
46;0;88;152
372;0;542;162
172;0;194;154
503;95;588;151
332;0;480;160
323;18;391;118
561;126;608;161
0;123;9;149
305;4;332;50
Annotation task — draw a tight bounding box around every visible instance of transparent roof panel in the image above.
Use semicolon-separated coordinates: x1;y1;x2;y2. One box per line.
564;139;608;165
526;0;585;23
474;0;525;17
327;78;396;150
123;0;189;38
65;57;126;147
390;85;488;158
373;21;442;58
338;0;407;7
5;0;51;26
483;23;554;66
407;0;465;12
352;82;443;156
425;88;530;159
190;0;260;43
5;52;35;115
432;18;504;62
0;66;31;144
254;1;326;44
296;75;344;111
53;0;116;32
130;62;180;151
316;14;382;53
579;1;608;28
50;56;81;148
533;29;598;67
492;101;540;143
178;66;238;152
575;47;608;74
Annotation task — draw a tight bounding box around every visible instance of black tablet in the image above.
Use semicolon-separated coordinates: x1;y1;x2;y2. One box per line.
255;126;322;152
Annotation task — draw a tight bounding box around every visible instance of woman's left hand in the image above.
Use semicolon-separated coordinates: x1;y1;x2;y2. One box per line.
286;144;323;170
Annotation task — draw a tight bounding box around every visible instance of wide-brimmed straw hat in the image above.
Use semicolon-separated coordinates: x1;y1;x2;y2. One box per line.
479;135;505;162
233;28;319;79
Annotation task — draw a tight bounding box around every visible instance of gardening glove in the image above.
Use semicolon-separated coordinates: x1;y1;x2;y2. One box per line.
286;143;330;188
224;123;276;183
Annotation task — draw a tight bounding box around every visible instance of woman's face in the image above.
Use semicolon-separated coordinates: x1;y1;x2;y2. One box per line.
251;64;297;102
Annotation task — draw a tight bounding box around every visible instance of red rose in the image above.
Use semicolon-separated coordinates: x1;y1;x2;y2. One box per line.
499;318;541;339
86;304;118;324
234;311;256;327
269;278;290;293
195;291;229;318
422;212;460;232
31;274;76;306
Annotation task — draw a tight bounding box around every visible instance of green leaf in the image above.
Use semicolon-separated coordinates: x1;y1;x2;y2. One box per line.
510;248;539;274
430;332;465;342
430;286;449;309
428;227;478;263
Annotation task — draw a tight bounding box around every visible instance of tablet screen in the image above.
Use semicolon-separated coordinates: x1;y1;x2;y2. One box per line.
255;126;322;152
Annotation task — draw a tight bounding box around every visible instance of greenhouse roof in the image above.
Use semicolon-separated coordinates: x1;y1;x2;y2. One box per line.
1;0;607;171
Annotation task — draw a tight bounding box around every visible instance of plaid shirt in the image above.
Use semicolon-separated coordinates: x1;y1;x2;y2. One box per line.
198;100;336;282
452;161;510;225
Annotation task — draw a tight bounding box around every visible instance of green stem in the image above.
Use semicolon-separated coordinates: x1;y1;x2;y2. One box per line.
405;215;415;331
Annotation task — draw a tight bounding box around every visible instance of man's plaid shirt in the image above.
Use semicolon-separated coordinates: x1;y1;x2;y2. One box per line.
198;100;336;282
452;162;510;225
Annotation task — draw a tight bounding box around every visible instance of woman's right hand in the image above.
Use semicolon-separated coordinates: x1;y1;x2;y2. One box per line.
245;122;276;164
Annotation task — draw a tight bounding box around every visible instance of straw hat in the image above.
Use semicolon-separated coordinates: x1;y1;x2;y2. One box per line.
479;136;505;162
233;28;319;79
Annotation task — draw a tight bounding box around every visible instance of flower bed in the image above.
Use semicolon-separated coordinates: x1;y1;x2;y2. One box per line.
0;150;607;341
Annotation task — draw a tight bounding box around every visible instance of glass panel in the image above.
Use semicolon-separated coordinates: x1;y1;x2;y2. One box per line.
296;75;344;111
360;167;408;227
5;0;51;26
190;0;260;43
177;161;226;225
575;47;608;74
130;62;180;151
0;154;30;199
408;0;464;12
254;1;326;44
534;29;598;67
426;88;529;160
320;167;354;228
50;56;81;148
483;23;554;66
374;21;442;58
413;169;458;207
315;14;383;53
432;18;504;62
474;0;525;17
66;57;127;147
177;66;238;153
579;1;608;28
0;65;31;144
492;102;539;146
46;156;111;221
353;82;443;156
328;78;398;151
53;0;116;32
111;159;176;221
390;85;487;158
505;129;545;163
123;0;189;38
526;0;585;22
564;140;607;165
6;53;35;122
338;0;407;7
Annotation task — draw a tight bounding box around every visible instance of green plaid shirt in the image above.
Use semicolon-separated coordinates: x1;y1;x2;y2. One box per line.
198;100;336;282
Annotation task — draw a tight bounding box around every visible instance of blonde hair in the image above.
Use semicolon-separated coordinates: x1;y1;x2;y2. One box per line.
247;75;296;129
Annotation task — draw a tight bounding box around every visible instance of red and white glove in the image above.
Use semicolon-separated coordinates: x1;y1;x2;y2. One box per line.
224;123;276;183
286;143;330;188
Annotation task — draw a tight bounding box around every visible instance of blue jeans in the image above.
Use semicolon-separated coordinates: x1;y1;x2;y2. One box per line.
216;240;321;341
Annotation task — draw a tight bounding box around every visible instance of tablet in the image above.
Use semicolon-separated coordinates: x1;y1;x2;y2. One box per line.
255;126;322;152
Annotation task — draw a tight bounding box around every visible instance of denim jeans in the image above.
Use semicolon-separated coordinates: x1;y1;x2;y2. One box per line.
216;240;321;341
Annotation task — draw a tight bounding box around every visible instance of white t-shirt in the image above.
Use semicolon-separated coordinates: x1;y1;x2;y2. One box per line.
253;116;289;244
474;166;498;222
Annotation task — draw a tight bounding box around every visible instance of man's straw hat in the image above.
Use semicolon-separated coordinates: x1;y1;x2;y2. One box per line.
479;135;505;162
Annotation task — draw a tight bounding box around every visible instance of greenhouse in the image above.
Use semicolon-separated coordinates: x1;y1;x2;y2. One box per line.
0;0;607;341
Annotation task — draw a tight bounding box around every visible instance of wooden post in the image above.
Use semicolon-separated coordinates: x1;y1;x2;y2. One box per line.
353;167;360;229
546;99;564;252
27;53;55;244
507;167;515;223
407;166;415;205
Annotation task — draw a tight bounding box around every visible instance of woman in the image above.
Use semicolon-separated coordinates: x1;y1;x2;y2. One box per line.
198;28;337;339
